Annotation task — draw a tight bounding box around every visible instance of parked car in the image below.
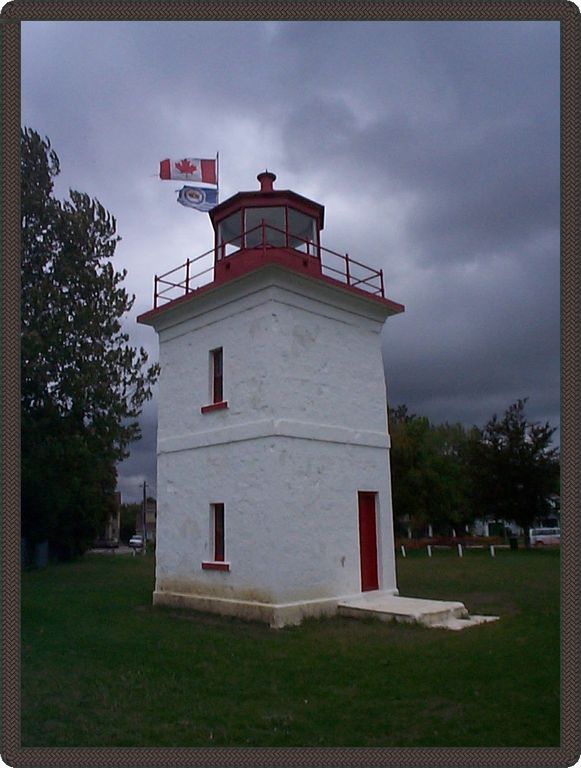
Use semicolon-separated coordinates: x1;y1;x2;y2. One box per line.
529;527;560;546
129;534;144;549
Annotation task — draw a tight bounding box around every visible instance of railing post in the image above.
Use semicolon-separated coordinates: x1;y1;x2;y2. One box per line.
345;253;350;286
154;275;158;309
185;258;190;294
379;268;385;297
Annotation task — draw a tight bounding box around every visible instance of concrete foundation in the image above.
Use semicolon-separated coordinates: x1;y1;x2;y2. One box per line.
153;588;498;631
154;589;345;628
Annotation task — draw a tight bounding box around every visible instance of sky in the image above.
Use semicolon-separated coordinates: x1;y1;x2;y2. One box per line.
21;20;561;503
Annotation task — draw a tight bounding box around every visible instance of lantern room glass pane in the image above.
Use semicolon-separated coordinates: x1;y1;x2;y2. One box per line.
288;209;317;253
219;212;242;257
245;207;285;247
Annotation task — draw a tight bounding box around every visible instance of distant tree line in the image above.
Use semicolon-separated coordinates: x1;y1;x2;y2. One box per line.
21;128;159;562
389;399;560;548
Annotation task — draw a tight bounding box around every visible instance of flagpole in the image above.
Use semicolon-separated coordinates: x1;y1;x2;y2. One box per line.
216;151;220;204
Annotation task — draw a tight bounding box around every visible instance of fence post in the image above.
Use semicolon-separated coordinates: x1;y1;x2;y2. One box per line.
427;545;432;558
457;543;463;557
400;545;407;558
490;545;495;558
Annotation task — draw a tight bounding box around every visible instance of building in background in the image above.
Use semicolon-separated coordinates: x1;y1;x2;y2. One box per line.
95;491;121;548
135;497;157;543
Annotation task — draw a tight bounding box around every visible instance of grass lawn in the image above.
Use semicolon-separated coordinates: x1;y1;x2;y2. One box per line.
21;547;560;748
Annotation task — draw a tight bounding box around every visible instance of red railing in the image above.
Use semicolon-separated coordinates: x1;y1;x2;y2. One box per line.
153;222;384;308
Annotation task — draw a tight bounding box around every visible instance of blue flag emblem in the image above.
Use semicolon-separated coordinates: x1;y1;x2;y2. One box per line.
177;186;218;212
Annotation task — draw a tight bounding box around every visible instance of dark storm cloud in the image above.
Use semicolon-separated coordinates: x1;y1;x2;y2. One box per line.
274;22;559;266
382;227;560;433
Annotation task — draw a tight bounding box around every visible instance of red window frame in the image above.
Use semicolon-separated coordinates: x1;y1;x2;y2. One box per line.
213;503;225;562
211;347;223;403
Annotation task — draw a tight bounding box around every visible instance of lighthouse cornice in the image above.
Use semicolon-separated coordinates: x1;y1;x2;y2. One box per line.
137;261;404;332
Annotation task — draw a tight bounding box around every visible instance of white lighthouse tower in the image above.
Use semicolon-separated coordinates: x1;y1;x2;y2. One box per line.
137;171;405;628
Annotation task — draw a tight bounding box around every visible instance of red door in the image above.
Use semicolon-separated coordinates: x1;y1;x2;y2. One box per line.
358;492;379;591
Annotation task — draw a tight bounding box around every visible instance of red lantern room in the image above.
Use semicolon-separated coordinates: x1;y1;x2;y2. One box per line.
210;171;325;285
141;171;404;318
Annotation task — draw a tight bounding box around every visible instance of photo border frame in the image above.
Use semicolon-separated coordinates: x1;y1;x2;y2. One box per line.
2;2;579;766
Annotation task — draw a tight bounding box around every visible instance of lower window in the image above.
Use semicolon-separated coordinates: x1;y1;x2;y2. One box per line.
212;502;225;562
202;503;230;570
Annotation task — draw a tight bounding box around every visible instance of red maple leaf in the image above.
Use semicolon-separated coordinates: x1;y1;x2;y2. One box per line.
175;158;197;175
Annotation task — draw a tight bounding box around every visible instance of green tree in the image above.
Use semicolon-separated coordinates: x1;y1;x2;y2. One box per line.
21;128;159;560
467;399;560;547
388;406;470;536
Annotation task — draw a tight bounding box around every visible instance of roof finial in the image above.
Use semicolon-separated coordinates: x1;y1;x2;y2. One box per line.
257;170;276;192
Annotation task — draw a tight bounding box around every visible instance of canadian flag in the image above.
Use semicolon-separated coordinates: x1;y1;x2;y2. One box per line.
159;157;217;184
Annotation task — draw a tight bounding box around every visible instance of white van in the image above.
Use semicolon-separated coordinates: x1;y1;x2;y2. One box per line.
529;527;560;546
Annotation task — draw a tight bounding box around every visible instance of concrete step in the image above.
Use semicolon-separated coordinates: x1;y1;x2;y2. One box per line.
337;592;499;630
430;614;500;631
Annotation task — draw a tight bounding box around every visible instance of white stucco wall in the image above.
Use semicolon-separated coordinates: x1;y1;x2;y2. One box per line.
149;265;400;615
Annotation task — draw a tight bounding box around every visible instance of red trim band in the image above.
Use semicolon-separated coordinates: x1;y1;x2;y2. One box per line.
201;400;228;414
202;561;230;571
159;159;171;179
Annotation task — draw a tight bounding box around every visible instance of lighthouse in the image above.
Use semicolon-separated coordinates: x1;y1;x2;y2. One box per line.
137;171;405;628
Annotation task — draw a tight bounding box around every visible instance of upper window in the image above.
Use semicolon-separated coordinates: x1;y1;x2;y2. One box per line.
201;347;228;413
211;347;223;403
